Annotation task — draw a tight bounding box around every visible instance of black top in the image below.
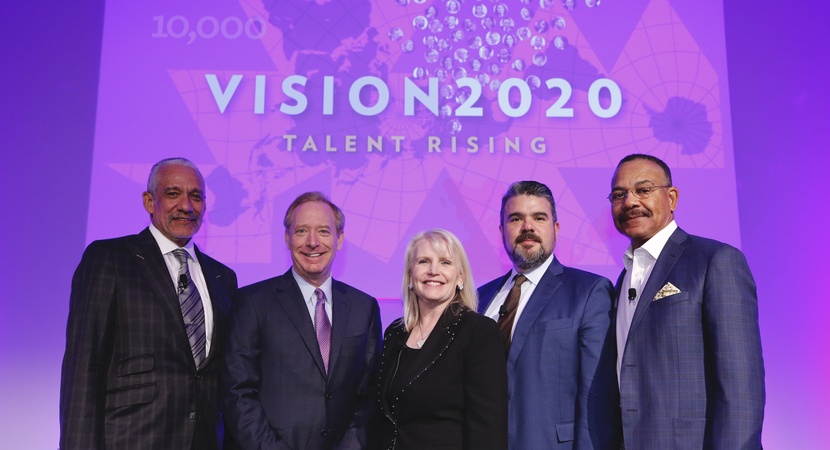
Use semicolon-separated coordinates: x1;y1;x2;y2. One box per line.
368;304;508;450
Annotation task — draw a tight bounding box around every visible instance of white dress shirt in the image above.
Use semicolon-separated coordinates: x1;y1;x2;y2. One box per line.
149;224;215;355
292;269;333;326
616;220;678;379
483;253;556;337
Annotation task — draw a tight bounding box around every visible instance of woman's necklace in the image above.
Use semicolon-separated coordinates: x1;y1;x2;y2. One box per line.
416;322;431;348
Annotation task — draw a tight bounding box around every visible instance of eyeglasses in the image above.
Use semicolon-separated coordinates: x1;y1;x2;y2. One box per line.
607;185;670;203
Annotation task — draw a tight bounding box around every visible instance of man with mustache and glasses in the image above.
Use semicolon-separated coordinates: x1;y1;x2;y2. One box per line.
478;181;620;450
60;158;238;450
610;154;764;449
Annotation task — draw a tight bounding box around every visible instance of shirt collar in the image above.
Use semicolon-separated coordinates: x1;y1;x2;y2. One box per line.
149;224;197;260
291;268;333;305
512;252;555;286
623;220;678;267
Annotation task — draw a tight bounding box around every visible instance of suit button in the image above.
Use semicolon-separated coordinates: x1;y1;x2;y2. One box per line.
325;393;333;399
320;429;328;437
188;411;196;420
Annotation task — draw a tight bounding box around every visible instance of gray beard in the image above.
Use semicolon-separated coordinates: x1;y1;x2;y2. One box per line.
509;246;549;272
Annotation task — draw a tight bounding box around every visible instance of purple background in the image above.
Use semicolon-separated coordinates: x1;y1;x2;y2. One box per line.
1;0;828;448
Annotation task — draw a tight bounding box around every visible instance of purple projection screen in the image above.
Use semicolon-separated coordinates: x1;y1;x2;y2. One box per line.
88;0;740;297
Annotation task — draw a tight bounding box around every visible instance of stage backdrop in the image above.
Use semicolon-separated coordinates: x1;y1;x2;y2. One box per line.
4;0;830;449
89;0;740;301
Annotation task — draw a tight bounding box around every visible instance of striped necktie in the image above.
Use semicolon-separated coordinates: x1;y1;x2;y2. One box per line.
173;249;206;368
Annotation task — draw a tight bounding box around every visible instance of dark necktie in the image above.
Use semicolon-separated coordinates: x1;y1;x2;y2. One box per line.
314;288;332;374
497;274;527;353
172;249;206;368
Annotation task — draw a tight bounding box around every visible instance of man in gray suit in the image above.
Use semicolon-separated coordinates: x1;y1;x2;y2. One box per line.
223;192;382;450
610;154;765;449
60;157;238;450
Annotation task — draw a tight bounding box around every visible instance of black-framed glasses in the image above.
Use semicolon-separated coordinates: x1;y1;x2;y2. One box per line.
607;185;670;203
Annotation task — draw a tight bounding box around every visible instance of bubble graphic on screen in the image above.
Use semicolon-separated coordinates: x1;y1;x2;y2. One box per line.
446;0;460;15
479;46;494;60
425;49;439;63
526;74;542;89
472;4;487;19
389;27;403;41
413;16;428;30
512;58;525;71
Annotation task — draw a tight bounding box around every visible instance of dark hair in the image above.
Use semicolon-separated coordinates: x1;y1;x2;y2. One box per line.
500;181;557;224
616;154;673;186
283;191;345;234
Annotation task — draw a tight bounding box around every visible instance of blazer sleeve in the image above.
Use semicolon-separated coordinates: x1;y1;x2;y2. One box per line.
702;246;765;449
337;299;383;450
576;277;621;450
462;316;508;450
222;291;292;450
59;241;118;450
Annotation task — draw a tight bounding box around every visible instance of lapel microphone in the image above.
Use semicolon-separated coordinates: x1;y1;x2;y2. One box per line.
628;288;637;301
499;304;508;317
178;274;188;293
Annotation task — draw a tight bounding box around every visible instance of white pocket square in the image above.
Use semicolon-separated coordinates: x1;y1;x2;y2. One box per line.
653;282;681;301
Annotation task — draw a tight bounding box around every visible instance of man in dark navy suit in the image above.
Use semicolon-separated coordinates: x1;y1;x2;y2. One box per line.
223;192;381;450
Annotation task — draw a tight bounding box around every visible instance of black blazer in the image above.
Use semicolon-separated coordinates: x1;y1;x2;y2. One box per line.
369;304;508;450
59;227;238;450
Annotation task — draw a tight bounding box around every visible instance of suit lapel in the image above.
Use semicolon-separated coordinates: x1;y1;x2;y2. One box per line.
507;258;564;368
274;271;328;378
195;248;230;366
628;228;688;335
328;280;352;377
130;229;192;359
478;272;511;314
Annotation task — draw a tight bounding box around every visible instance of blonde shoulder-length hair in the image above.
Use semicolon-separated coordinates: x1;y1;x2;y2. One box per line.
401;229;477;332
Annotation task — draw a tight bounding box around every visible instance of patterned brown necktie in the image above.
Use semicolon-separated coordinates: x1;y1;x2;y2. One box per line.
497;274;527;353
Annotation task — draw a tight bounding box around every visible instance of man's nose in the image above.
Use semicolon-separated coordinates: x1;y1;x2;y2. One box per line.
622;189;641;208
177;196;194;212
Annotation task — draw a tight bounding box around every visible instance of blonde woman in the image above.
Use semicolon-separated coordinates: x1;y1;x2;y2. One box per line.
369;229;507;450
